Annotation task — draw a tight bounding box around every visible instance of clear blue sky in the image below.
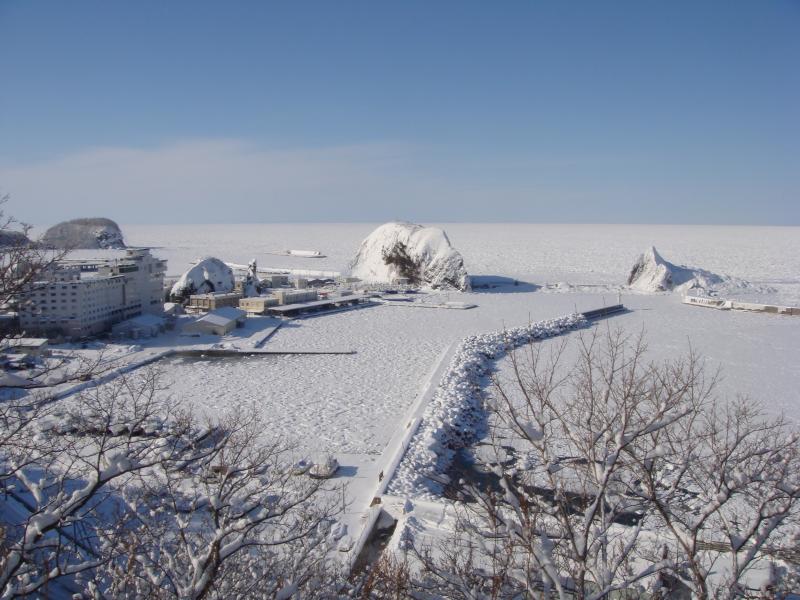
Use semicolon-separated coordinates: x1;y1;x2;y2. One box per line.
1;1;798;225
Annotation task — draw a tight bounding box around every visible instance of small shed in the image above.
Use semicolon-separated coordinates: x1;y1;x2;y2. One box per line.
239;296;279;315
182;307;246;336
0;338;50;357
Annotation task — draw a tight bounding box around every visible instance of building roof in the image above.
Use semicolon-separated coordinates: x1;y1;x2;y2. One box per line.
0;338;49;349
187;307;245;327
266;298;360;314
111;314;165;330
190;292;242;299
211;306;246;320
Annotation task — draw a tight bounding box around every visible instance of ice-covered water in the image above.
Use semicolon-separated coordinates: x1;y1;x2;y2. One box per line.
123;223;800;304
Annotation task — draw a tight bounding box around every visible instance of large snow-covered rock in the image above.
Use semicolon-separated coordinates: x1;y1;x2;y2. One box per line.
349;222;470;290
627;246;749;294
170;257;235;301
42;218;126;249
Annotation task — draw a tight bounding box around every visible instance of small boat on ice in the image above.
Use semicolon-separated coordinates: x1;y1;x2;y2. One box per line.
286;249;325;258
261;249;326;258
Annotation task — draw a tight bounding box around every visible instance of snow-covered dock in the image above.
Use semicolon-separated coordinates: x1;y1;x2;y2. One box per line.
683;295;800;316
173;349;356;357
265;297;374;318
376;299;477;310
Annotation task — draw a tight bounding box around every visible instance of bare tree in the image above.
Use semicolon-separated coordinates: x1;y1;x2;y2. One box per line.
1;369;346;599
390;329;800;599
0;368;196;597
0;193;67;311
0;200;345;597
97;404;344;600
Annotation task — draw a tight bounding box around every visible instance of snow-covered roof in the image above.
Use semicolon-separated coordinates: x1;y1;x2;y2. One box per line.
0;338;49;349
210;306;246;320
112;314;165;329
193;306;247;327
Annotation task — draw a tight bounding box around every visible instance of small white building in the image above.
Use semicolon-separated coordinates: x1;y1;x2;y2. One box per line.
182;307;246;336
17;248;166;338
239;296;279;315
0;337;50;357
272;289;318;305
261;274;289;288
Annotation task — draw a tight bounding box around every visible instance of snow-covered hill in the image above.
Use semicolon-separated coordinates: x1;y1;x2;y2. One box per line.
627;246;756;294
170;256;235;301
42;218;126;249
349;222;470;290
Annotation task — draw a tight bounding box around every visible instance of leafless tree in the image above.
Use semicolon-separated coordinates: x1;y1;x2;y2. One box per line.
0;200;345;597
0;193;67;311
389;329;799;599
0;368;195;597
0;368;344;599
96;403;344;600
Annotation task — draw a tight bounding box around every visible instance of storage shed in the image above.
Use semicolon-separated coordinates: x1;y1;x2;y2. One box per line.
182;307;246;336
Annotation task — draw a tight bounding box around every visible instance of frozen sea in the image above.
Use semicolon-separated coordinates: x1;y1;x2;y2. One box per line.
111;224;800;451
124;223;800;304
55;223;799;541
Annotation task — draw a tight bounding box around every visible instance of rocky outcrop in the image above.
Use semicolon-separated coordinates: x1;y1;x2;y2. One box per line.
42;218;126;249
349;222;470;290
627;246;752;294
170;257;235;302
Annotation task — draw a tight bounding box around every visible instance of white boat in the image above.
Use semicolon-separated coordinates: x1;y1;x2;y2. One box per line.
286;249;325;258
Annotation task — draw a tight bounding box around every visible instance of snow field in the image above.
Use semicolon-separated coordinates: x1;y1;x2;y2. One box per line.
123;223;800;304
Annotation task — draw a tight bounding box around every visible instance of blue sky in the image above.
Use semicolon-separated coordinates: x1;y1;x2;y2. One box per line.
0;1;798;225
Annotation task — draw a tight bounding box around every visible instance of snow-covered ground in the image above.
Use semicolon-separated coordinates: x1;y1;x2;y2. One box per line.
29;223;799;567
84;223;797;450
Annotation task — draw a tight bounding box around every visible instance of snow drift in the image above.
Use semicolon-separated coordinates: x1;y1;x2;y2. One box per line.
170;257;235;301
349;222;470;290
627;246;755;294
42;218;126;249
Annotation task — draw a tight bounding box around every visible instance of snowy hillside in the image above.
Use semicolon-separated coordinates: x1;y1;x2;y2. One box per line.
349;222;470;290
627;246;758;294
170;256;235;300
42;217;126;249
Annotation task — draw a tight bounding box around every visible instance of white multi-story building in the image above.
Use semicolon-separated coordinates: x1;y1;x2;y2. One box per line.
17;249;166;338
